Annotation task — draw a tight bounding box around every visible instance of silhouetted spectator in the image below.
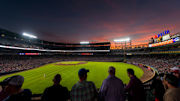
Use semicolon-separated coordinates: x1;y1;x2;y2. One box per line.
42;74;69;101
3;75;32;101
172;70;180;87
70;68;98;101
0;77;11;101
99;66;125;101
152;76;165;101
125;69;146;101
163;74;180;101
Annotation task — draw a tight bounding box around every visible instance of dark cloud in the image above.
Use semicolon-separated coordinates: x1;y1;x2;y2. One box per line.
0;0;180;44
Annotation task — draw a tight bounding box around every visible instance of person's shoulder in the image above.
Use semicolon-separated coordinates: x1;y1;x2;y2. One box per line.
84;81;95;87
116;77;124;83
44;85;61;93
103;76;120;83
22;89;32;95
87;81;95;85
86;81;97;89
103;76;113;82
165;88;179;95
49;85;68;91
114;76;122;80
61;86;69;91
44;85;54;91
132;76;142;83
172;88;180;93
71;82;79;90
164;88;180;101
15;89;32;98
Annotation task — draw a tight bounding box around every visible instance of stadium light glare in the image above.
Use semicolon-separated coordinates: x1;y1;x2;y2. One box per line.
23;32;37;39
80;41;89;44
114;38;130;42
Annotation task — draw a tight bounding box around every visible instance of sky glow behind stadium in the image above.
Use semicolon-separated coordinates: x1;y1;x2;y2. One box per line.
0;0;180;45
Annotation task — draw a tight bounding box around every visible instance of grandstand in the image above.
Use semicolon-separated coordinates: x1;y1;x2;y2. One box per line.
0;28;110;54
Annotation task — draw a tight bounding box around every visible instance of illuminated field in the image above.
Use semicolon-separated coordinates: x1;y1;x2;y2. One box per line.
0;61;144;94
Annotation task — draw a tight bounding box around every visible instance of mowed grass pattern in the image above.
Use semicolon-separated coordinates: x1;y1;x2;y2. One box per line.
0;61;144;94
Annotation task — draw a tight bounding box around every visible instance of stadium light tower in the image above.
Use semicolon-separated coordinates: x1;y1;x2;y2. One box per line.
80;41;89;44
114;38;130;42
114;37;131;62
113;37;131;49
23;32;37;39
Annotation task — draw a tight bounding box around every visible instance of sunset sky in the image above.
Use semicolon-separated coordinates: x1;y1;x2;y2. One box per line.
0;0;180;45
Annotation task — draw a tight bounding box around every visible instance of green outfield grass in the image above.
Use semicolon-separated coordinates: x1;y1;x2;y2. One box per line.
0;61;144;94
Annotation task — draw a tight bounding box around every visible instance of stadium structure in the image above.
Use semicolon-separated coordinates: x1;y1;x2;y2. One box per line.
0;28;179;55
0;28;180;100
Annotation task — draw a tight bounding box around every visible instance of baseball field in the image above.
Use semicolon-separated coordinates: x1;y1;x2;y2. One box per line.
0;61;144;94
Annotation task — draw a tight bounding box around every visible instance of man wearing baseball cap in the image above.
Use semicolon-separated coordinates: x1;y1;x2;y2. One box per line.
0;77;11;101
70;68;98;101
2;75;32;101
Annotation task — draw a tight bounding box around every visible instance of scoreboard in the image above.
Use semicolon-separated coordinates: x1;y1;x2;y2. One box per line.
149;30;180;47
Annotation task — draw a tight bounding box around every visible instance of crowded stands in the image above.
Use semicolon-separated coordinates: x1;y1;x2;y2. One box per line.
0;56;59;74
127;55;180;74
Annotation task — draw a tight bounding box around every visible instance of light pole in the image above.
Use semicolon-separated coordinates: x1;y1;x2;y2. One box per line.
114;38;131;61
80;41;89;44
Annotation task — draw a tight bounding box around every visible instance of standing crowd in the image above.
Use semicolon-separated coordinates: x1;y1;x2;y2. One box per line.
0;66;180;101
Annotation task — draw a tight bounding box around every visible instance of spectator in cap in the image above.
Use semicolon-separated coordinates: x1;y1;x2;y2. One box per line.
3;75;32;101
99;66;125;101
125;69;146;101
42;74;70;101
163;74;180;101
0;77;11;101
70;68;98;101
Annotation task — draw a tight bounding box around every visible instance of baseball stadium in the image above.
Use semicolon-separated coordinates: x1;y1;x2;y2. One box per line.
0;28;179;101
1;0;180;101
